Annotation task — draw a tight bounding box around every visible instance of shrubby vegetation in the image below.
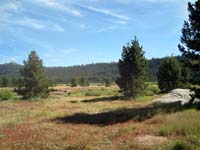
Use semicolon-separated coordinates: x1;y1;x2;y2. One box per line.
0;76;19;87
79;77;89;86
143;83;160;96
0;89;13;100
70;78;78;87
105;79;111;87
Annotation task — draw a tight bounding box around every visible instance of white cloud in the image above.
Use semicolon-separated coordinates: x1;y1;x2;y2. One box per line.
15;18;45;30
0;14;64;32
76;4;129;21
0;1;65;32
34;0;82;17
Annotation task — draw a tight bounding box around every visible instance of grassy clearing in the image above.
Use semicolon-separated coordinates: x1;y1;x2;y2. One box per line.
0;85;199;149
69;87;119;97
159;110;200;136
156;109;200;149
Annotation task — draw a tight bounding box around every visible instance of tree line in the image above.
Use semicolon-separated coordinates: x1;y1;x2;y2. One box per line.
0;58;164;83
0;76;19;87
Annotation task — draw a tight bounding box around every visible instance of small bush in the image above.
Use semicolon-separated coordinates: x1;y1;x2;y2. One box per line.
144;90;154;96
0;89;13;100
172;140;190;150
140;84;160;97
105;79;111;87
147;85;160;94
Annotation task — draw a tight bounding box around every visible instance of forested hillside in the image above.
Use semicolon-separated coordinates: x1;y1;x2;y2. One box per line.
46;63;118;83
0;62;22;76
0;58;163;83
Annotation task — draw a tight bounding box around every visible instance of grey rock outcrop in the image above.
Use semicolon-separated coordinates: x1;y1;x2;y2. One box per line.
153;89;194;105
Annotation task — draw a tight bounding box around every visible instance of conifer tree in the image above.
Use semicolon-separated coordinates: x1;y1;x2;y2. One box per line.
71;78;78;87
157;57;182;93
2;76;8;87
116;37;147;98
15;51;49;99
178;0;200;99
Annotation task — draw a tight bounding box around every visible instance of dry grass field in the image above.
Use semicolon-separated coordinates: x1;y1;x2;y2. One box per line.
0;85;200;150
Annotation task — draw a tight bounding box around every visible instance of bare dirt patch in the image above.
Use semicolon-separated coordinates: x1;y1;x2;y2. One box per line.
135;134;167;147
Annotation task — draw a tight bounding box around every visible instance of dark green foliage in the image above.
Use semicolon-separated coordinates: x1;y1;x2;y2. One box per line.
105;79;111;87
0;89;13;100
10;76;18;87
147;58;161;81
79;77;89;86
172;140;190;150
71;78;78;87
157;57;182;93
46;63;119;83
0;76;20;87
178;0;200;98
116;37;147;98
1;76;8;87
190;85;200;102
15;51;49;99
145;83;160;96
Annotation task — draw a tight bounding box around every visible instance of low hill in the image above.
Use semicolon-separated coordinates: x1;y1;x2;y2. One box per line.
0;58;163;83
0;62;22;76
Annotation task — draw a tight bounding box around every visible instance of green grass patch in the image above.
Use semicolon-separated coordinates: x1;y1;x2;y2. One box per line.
70;88;119;97
164;138;200;150
159;109;200;136
0;89;13;100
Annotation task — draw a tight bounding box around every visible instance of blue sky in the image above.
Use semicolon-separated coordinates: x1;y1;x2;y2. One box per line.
0;0;195;66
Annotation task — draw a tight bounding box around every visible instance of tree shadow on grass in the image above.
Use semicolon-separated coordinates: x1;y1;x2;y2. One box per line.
81;96;125;103
51;102;197;126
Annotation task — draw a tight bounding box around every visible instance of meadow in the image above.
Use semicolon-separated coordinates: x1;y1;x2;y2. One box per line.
0;84;200;150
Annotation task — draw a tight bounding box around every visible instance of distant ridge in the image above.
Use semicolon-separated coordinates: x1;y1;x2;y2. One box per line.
0;57;165;83
0;62;22;76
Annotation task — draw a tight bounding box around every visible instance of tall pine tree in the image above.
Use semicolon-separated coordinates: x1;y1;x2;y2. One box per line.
157;57;182;93
15;51;49;99
116;37;147;98
178;0;200;99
